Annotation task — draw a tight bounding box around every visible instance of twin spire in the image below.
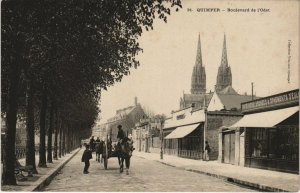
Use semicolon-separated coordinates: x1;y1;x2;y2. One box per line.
195;33;228;67
191;33;232;94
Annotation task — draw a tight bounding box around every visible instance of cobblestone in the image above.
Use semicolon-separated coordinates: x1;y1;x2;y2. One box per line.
43;149;254;192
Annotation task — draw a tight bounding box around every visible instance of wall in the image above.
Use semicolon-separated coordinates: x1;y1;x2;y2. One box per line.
152;137;161;148
207;113;243;160
206;116;222;160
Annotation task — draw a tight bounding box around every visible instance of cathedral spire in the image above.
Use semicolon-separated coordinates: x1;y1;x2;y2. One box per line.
195;33;203;66
191;33;206;94
215;34;232;92
221;34;228;67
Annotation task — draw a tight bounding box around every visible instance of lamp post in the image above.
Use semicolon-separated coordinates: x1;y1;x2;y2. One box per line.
160;119;164;160
203;107;207;159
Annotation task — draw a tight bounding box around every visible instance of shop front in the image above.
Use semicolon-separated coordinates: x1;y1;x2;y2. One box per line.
224;89;299;173
163;107;205;159
165;123;204;159
244;124;298;173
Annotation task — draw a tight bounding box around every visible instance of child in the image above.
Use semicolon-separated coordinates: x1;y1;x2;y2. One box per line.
81;144;92;174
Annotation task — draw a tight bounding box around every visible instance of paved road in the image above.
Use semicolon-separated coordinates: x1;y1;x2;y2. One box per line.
43;150;255;192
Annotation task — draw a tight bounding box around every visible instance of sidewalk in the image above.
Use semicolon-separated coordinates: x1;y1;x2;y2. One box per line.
1;148;80;192
133;151;299;192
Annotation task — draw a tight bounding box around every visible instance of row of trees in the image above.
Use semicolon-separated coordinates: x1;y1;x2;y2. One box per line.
1;0;181;185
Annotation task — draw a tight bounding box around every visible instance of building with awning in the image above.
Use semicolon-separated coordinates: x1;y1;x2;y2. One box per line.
163;107;205;159
219;89;299;173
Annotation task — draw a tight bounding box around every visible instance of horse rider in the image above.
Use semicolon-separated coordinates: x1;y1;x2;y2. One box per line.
117;125;126;148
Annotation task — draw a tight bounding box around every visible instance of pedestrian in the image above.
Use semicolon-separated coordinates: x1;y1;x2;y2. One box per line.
90;136;95;152
81;144;92;174
203;141;211;161
95;137;100;143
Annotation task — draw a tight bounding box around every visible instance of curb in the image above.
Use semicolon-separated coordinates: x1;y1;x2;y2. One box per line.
185;169;287;192
134;154;289;192
31;148;81;192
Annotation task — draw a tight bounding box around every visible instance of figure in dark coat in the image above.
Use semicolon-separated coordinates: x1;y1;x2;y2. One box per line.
90;136;95;151
82;144;92;174
117;125;125;141
204;141;211;161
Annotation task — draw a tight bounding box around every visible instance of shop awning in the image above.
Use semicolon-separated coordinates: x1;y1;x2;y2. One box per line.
165;123;200;139
230;106;299;128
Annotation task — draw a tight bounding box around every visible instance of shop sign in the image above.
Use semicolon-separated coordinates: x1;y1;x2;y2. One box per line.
242;89;299;112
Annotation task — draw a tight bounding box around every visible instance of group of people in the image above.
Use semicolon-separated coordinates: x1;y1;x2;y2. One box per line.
88;136;104;152
81;125;134;174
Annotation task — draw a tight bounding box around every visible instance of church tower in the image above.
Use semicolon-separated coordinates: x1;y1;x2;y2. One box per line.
215;34;232;92
191;34;206;94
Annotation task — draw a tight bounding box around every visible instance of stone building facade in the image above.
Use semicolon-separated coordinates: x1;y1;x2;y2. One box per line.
133;118;162;153
206;111;243;160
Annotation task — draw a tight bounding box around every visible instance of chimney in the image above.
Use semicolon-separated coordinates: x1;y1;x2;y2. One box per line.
134;97;138;106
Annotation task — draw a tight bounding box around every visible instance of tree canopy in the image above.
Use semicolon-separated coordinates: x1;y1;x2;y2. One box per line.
1;0;182;184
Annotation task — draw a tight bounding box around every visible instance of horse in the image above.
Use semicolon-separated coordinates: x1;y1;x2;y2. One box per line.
95;141;104;163
116;138;134;175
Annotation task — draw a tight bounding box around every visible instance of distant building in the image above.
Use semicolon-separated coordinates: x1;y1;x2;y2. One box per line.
133;117;163;153
180;34;237;110
208;86;260;111
180;34;212;110
101;97;147;142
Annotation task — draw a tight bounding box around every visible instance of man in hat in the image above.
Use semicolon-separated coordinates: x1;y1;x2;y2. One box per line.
117;125;125;143
117;125;126;149
81;144;92;174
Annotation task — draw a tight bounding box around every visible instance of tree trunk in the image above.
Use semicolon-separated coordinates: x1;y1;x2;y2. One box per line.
64;126;69;155
47;101;54;163
53;108;58;160
2;60;21;185
25;82;38;174
58;121;62;158
38;86;47;167
62;125;65;156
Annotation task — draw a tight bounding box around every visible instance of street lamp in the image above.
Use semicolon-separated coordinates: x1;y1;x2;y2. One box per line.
160;119;164;160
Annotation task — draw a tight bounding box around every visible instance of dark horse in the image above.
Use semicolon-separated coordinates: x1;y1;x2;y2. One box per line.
116;138;133;175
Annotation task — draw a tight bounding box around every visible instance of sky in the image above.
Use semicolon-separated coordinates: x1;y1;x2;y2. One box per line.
98;0;299;124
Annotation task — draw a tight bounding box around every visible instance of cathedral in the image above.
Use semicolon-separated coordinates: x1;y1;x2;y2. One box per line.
180;34;237;109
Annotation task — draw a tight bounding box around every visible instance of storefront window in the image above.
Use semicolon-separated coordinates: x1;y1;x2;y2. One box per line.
246;127;299;161
251;128;268;158
276;127;298;161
